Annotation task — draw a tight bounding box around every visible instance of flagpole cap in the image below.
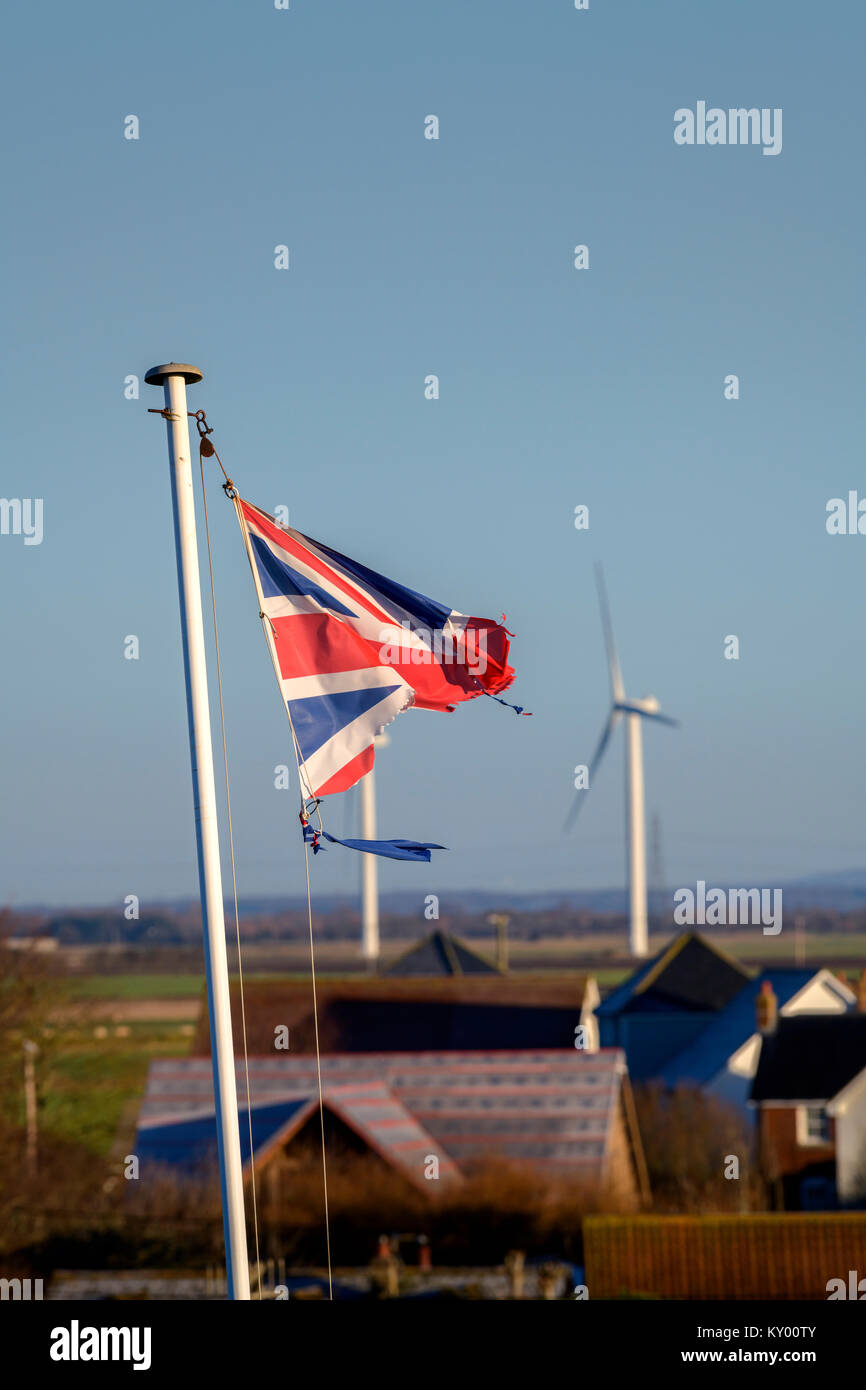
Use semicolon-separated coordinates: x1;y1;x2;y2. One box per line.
145;362;203;386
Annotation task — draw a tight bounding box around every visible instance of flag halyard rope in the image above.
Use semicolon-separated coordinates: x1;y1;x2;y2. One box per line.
225;470;335;1300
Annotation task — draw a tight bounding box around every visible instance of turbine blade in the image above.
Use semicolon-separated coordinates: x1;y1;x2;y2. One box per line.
564;710;619;832
641;710;679;728
595;564;625;704
614;700;680;728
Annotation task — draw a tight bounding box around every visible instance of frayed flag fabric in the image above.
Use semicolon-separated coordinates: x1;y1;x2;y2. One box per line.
303;825;446;863
234;497;517;799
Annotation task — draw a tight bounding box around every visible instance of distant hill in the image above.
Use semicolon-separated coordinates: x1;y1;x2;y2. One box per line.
13;868;866;937
769;870;866;912
143;870;866;915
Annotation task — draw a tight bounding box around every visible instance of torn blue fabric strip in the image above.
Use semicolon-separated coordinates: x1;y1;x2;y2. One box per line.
482;689;531;716
303;824;445;862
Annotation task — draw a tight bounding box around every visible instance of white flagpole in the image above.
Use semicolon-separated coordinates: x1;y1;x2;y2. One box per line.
145;362;251;1301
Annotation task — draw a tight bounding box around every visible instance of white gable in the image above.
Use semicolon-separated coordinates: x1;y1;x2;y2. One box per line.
783;970;855;1015
708;970;856;1113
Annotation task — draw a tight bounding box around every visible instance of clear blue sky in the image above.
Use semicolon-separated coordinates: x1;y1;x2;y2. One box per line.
2;1;864;909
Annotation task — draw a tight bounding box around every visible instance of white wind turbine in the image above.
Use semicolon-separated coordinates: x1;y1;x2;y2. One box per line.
360;731;388;967
565;565;679;959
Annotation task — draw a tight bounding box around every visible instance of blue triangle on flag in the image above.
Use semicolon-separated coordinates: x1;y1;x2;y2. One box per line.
288;686;402;762
250;533;356;617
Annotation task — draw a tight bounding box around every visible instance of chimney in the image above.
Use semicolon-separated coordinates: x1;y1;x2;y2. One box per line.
487;912;510;973
496;917;509;973
756;979;778;1035
857;970;866;1014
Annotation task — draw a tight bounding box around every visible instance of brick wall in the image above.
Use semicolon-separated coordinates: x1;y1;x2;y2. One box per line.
759;1106;835;1180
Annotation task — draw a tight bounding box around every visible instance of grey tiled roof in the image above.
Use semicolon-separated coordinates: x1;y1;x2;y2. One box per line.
136;1049;627;1178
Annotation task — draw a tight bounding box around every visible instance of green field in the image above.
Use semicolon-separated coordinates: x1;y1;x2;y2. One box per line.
64;974;206;1000
38;1024;195;1157
59;931;866;1003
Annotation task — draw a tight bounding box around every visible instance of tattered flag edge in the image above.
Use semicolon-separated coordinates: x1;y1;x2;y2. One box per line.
302;823;446;863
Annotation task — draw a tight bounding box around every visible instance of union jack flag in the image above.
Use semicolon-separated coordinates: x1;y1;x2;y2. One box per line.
235;498;516;798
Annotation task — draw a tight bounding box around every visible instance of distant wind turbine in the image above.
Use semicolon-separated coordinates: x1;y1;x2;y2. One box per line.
565;564;679;959
360;731;389;968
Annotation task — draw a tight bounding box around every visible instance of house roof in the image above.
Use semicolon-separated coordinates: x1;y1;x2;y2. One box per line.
136;1049;630;1177
597;931;750;1017
136;1080;458;1191
136;1096;311;1173
656;970;816;1086
383;928;500;976
196;975;594;1054
750;1015;866;1103
292;998;586;1052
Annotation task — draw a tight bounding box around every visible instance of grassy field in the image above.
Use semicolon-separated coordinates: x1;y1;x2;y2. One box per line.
57;929;866;1002
37;1022;195;1158
64;974;206;1000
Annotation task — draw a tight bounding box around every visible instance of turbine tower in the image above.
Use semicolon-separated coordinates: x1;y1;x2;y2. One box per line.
360;731;389;968
565;565;678;959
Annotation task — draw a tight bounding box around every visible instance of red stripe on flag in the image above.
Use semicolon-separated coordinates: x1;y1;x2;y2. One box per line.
314;744;375;797
376;621;515;708
270;612;377;679
269;614;514;708
463;617;515;697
